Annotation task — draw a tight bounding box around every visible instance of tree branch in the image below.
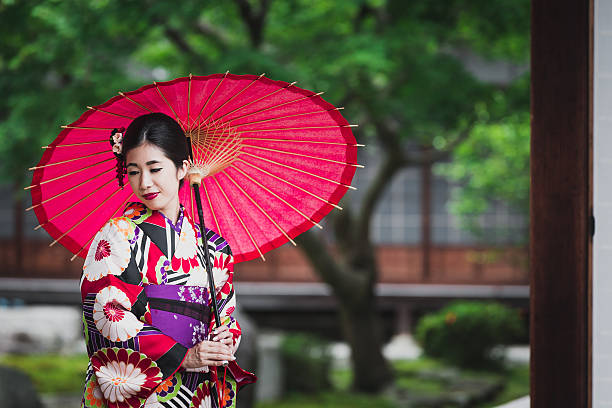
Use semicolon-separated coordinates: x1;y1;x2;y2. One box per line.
194;20;232;51
233;0;271;48
294;229;368;301
162;26;208;67
403;124;474;166
356;152;404;242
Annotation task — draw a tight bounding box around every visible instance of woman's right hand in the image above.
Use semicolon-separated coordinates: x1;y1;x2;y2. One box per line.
182;340;235;369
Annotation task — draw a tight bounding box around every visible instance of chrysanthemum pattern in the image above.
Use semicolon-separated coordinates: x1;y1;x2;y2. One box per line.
83;375;105;408
123;203;150;224
92;348;162;408
81;203;252;408
154;373;181;402
93;286;144;342
190;382;212;408
83;221;131;282
172;221;199;273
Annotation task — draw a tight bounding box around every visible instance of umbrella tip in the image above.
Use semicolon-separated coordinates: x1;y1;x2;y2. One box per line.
189;73;193;78
118;91;124;95
61;125;68;129
259;73;266;77
87;106;93;110
289;81;297;86
224;70;230;75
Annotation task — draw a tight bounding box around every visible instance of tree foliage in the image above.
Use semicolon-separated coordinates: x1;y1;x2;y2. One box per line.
0;0;530;392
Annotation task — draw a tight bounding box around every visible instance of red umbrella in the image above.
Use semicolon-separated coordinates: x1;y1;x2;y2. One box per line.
28;73;361;263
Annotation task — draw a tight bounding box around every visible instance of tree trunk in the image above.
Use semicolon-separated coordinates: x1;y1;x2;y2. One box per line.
13;183;24;275
294;230;393;393
337;287;393;392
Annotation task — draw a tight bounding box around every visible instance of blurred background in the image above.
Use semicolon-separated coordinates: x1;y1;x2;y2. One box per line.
0;1;530;407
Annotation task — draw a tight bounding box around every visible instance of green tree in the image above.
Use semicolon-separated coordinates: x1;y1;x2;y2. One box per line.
436;79;530;242
0;0;529;392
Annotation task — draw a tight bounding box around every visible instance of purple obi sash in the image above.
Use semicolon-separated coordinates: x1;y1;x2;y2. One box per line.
144;285;211;349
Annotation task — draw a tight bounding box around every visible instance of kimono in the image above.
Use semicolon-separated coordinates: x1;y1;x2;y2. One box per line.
79;202;255;408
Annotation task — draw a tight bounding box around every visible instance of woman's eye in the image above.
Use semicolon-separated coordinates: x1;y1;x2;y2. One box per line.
151;168;162;173
128;171;139;176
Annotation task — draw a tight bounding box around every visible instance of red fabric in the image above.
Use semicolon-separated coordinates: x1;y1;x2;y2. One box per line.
30;74;359;263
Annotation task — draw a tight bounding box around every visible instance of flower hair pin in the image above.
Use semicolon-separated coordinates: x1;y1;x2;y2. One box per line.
109;127;126;157
109;127;127;187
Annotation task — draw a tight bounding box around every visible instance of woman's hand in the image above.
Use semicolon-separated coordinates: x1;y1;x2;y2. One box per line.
181;340;235;369
211;324;234;348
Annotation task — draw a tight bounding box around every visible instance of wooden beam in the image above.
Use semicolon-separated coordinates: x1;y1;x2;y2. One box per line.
530;0;592;406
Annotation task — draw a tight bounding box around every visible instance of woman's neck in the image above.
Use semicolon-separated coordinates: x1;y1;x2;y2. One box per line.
159;199;180;225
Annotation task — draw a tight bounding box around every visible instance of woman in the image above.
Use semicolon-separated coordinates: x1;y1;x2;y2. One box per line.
80;113;254;408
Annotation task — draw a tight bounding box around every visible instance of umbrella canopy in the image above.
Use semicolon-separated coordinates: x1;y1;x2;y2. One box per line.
28;73;361;263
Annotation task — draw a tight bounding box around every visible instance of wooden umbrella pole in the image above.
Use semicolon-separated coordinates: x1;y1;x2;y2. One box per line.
191;181;222;329
186;137;222;329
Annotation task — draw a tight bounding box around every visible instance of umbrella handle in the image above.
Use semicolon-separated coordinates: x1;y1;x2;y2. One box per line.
191;183;222;330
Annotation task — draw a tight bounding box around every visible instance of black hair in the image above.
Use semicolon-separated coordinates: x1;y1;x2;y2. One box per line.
111;113;188;188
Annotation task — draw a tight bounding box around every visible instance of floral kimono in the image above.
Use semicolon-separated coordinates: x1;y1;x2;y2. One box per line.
80;202;255;408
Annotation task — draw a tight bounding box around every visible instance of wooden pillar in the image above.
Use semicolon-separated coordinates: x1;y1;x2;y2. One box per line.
421;157;432;281
530;0;591;406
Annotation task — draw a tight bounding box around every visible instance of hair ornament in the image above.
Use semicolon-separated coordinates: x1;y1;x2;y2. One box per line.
109;127;127;187
109;127;125;156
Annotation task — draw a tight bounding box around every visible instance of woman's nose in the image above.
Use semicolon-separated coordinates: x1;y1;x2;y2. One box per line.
140;171;153;189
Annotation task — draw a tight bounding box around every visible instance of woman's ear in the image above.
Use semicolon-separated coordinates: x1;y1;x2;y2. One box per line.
177;160;189;180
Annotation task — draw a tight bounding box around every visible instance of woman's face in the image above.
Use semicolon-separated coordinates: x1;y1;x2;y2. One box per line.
125;142;188;220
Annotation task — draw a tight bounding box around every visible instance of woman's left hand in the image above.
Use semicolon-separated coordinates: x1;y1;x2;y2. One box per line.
211;324;233;347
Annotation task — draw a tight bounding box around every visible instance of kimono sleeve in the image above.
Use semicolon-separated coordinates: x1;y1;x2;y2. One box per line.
80;217;188;408
210;246;241;353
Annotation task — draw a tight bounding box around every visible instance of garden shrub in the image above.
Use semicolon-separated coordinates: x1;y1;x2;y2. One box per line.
415;301;525;368
280;332;332;393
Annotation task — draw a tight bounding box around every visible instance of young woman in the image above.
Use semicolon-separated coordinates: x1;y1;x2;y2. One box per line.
80;113;254;408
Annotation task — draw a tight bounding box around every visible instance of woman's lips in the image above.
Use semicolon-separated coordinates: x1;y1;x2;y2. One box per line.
142;192;159;200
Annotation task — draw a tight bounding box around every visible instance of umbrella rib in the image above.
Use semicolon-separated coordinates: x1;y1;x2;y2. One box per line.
241;137;364;147
87;106;135;120
27;165;115;211
34;177;116;230
154;82;186;133
224;170;296;246
225;167;323;230
205;137;240;170
203;183;222;235
239;124;358;132
69;193;135;261
49;185;125;247
118;92;154;113
187;74;192;130
239;151;356;190
25;158;115;190
234;160;342;210
241;145;364;168
232;107;342;128
226;92;325;124
42;140;109;149
29;150;110;170
212;177;265;261
71;233;97;262
202;73;266;124
193;71;229;127
212;82;298;123
61;125;115;131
